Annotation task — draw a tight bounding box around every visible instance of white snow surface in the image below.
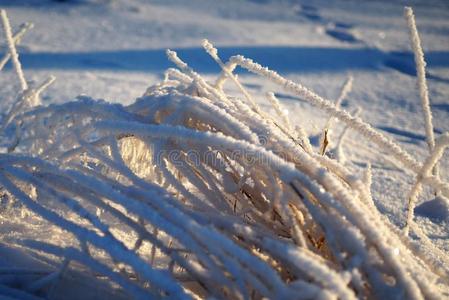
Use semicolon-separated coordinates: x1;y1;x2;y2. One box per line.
0;0;449;299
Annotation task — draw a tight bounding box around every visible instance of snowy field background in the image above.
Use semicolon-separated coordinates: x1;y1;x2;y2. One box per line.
0;0;448;299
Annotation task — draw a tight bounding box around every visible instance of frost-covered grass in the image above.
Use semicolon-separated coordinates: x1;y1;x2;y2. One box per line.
0;6;449;300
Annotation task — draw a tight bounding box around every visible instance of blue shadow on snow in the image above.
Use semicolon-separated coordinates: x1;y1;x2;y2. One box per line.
4;46;449;75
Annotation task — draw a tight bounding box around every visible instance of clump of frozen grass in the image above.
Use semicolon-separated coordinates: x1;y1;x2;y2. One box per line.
1;7;449;300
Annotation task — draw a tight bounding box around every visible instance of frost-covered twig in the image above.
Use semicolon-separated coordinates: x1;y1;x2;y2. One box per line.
266;92;293;132
319;76;353;155
335;107;361;164
25;259;69;293
404;7;435;153
1;10;28;91
0;22;33;71
404;132;449;235
228;54;422;173
202;39;261;114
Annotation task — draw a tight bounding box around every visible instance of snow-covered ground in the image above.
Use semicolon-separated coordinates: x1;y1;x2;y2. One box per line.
1;0;448;299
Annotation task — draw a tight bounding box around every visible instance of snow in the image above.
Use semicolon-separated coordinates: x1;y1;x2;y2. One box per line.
0;0;448;299
415;195;449;222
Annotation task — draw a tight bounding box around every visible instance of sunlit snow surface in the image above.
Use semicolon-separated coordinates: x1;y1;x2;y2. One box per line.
0;0;448;299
